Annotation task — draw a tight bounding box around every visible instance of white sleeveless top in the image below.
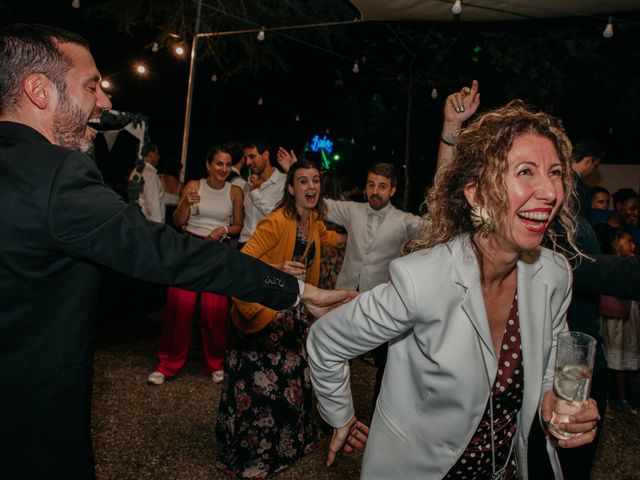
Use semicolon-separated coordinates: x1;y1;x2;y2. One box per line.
186;179;233;237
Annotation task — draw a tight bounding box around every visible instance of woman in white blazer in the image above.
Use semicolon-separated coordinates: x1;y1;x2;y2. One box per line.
307;101;600;479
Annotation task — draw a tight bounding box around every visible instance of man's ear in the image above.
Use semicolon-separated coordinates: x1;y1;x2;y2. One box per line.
463;181;478;207
23;73;54;110
390;185;397;198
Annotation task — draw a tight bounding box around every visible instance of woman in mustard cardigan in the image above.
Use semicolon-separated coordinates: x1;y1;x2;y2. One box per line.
215;158;345;478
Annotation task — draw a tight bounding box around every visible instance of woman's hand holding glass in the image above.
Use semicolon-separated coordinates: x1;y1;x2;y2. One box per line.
186;189;200;205
541;390;600;448
273;260;306;278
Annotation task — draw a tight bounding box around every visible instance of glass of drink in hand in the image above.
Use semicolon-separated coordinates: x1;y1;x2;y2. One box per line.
189;189;199;216
292;254;307;282
549;331;596;440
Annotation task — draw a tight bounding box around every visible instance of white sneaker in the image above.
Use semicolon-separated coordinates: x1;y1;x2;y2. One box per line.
212;370;224;384
147;371;165;385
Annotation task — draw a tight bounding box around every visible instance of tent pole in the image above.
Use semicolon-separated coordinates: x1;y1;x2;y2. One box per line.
180;0;202;183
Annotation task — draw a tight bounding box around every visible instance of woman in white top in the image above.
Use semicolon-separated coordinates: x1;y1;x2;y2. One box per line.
148;145;243;385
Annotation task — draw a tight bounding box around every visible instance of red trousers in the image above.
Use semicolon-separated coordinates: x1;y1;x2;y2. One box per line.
155;286;228;376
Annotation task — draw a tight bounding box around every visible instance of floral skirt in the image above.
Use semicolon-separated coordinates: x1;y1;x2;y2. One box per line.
215;305;317;478
318;243;346;290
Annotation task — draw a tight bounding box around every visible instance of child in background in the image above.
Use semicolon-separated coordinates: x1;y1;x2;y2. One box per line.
599;229;640;416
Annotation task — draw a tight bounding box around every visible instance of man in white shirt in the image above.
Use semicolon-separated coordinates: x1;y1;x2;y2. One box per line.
325;162;423;401
238;140;286;246
130;143;165;223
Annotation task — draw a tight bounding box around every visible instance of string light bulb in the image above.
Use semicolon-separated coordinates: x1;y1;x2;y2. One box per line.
452;0;462;15
100;80;111;89
350;137;356;144
175;46;185;56
603;17;614;39
431;88;438;99
257;28;265;42
151;42;159;53
211;74;218;82
352;61;360;74
71;0;80;8
257;97;264;106
295;114;300;122
135;64;146;75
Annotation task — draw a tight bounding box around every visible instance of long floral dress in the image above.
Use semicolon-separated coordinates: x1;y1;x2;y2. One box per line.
215;230;317;478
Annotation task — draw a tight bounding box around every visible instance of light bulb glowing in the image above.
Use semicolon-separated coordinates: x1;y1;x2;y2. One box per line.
452;0;462;15
372;145;377;151
352;61;359;74
431;88;438;99
136;65;146;74
603;17;614;38
100;80;111;89
295;114;300;122
211;74;218;82
257;97;264;106
151;42;159;53
175;46;185;55
71;0;80;8
350;137;356;144
257;28;265;42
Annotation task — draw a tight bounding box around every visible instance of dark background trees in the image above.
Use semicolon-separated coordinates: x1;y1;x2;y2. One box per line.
2;1;639;211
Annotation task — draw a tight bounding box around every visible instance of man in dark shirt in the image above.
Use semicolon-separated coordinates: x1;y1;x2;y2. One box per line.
571;139;604;221
0;23;354;480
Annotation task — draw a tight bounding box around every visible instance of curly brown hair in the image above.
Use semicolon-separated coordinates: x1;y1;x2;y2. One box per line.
404;100;578;257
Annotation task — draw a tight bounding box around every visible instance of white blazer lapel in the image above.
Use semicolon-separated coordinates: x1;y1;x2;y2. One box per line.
516;252;546;433
452;236;498;370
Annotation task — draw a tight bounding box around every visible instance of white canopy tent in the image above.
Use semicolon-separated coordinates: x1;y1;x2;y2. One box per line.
348;0;640;21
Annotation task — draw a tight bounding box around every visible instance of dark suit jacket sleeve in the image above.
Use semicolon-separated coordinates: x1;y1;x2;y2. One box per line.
47;151;298;310
573;254;640;300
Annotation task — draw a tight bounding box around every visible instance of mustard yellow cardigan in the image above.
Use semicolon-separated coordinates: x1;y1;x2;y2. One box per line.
231;207;338;333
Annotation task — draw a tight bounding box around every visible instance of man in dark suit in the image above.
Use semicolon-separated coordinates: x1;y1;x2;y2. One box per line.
527;217;640;480
571;139;604;221
0;24;354;480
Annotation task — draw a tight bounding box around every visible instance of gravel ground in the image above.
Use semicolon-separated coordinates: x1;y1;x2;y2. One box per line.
92;309;640;480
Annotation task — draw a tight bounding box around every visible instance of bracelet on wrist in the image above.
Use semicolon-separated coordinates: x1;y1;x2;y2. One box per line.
440;136;455;147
